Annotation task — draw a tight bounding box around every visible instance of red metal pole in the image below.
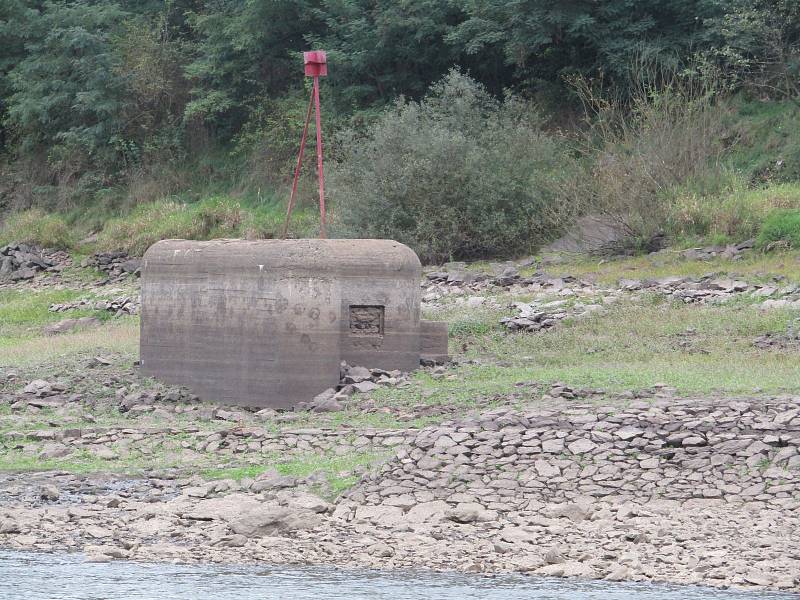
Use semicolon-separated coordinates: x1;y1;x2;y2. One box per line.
281;89;315;239
313;75;327;238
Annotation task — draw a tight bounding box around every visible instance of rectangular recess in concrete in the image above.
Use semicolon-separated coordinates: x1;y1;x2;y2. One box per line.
349;305;385;336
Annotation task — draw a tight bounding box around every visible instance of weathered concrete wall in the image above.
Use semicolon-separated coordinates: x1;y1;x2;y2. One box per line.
419;320;449;363
140;239;428;408
335;241;422;372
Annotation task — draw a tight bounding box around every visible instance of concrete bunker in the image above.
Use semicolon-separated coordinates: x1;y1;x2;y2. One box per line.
140;239;448;408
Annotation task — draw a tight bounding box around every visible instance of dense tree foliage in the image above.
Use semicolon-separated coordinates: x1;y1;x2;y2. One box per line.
0;0;797;194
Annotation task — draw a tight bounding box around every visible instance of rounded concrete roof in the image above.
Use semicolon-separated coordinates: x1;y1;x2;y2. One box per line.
143;238;421;277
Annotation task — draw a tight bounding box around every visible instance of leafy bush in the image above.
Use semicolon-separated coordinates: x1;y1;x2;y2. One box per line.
757;210;800;249
330;71;580;263
0;210;75;249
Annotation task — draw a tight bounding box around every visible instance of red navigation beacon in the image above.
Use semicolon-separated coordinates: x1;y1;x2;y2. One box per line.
303;50;328;77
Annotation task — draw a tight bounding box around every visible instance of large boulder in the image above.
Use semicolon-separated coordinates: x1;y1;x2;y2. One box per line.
43;317;101;336
230;506;321;537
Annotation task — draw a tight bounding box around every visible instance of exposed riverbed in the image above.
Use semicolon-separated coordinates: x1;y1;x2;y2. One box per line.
2;247;800;593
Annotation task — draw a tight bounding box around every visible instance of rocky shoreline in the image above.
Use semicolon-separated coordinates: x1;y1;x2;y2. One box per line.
1;395;798;592
1;241;799;592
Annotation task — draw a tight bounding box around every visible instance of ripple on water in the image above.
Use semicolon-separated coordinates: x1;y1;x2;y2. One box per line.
0;550;796;600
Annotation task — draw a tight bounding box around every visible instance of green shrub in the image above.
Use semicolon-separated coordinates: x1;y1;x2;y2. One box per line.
0;210;75;249
757;210;800;249
329;71;580;264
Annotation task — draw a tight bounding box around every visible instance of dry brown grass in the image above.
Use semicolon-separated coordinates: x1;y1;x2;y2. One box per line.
570;67;727;244
0;320;139;367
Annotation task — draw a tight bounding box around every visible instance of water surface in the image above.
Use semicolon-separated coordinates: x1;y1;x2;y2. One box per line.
0;550;796;600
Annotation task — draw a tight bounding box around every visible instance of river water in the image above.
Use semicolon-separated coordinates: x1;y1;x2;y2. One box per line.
0;550;796;600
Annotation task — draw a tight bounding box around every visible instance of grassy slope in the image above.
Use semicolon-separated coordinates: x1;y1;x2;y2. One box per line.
539;246;800;287
434;298;799;398
2;95;800;484
727;99;800;183
2;98;800;257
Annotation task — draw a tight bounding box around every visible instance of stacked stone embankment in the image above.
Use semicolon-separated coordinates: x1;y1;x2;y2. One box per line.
346;397;800;510
15;425;414;468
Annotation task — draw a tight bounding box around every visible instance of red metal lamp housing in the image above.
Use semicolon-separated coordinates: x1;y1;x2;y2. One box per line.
303;50;328;77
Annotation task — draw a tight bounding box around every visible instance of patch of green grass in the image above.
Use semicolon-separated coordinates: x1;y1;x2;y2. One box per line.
671;180;800;243
0;429;238;475
379;300;800;407
542;247;800;287
448;319;494;337
201;451;386;497
757;210;800;249
285;409;437;430
96;195;319;255
272;451;385;478
0;318;139;367
425;300;513;329
0;288;113;344
327;473;360;497
199;465;265;481
726;98;800;184
0;447;178;475
0;289;86;327
0;209;75;249
201;451;386;482
58;263;107;285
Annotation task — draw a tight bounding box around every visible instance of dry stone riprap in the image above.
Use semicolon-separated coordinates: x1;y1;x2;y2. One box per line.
49;296;139;317
422;259;800;313
620;275;800;306
425;269;800;337
345;397;800;509
500;300;605;332
81;252;142;279
302;363;411;412
422;267;596;302
679;239;755;261
0;243;70;281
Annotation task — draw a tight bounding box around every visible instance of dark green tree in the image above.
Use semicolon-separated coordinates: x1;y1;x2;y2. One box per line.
447;0;722;89
309;0;466;105
183;0;322;132
702;0;800;98
0;0;40;152
5;1;129;165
